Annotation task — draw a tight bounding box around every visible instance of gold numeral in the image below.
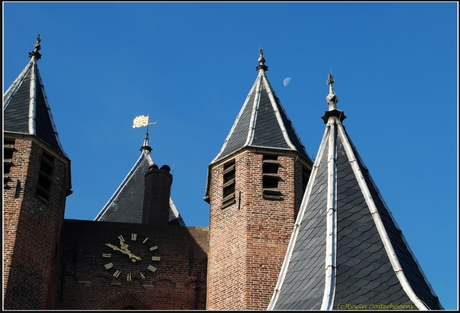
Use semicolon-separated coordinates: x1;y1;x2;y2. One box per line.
127;273;132;281
152;256;161;261
147;265;157;273
150;245;158;251
142;237;148;244
102;253;111;258
104;262;114;270
140;272;145;280
131;233;137;241
113;270;121;278
118;235;125;242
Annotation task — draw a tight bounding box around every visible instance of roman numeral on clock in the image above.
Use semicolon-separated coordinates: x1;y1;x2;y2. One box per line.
147;265;157;273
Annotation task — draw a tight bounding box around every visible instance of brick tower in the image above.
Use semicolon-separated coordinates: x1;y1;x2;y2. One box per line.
3;35;72;309
204;50;313;310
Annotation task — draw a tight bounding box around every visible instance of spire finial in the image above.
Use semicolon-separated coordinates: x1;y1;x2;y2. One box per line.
326;71;338;110
256;48;268;72
326;71;335;90
28;34;42;60
141;130;152;153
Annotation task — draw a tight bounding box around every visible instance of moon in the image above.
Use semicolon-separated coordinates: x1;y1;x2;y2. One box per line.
283;77;291;87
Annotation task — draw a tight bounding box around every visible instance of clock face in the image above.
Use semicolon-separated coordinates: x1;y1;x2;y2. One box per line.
102;233;161;281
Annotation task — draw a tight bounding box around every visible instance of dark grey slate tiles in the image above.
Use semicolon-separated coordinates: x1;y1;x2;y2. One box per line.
95;153;150;223
212;72;311;164
216;90;256;161
334;133;415;308
4;73;30;133
94;150;185;226
271;117;442;310
4;61;66;156
252;87;288;149
345;129;443;310
271;136;329;310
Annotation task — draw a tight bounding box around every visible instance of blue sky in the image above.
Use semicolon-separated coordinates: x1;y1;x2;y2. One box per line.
3;2;458;310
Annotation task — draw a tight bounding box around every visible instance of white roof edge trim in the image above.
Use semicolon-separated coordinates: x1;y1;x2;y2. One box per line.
267;125;331;310
93;152;147;221
210;75;260;164
262;76;298;152
337;122;429;311
321;118;338;310
143;149;154;165
28;60;37;136
351;146;443;308
3;60;33;109
169;197;180;220
245;72;263;147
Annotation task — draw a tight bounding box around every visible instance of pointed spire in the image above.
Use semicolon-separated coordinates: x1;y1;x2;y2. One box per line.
210;49;310;164
326;71;338;110
3;34;68;157
269;75;443;310
256;48;268;72
28;34;42;60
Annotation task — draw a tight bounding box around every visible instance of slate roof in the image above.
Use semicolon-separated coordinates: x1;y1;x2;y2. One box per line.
210;49;311;164
268;74;443;310
93;132;185;226
3;34;67;157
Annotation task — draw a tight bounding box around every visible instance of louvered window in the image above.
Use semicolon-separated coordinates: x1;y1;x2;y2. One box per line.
3;139;15;188
263;155;282;200
36;151;54;202
222;159;235;209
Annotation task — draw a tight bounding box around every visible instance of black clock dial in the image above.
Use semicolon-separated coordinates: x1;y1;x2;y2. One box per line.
102;233;160;281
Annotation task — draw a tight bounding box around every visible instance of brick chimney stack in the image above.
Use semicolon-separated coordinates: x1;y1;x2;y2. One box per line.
142;164;172;225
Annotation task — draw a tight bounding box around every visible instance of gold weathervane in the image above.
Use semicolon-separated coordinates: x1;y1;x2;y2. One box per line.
132;115;158;128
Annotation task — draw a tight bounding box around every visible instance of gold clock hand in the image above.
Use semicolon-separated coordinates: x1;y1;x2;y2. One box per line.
105;243;142;261
118;240;142;261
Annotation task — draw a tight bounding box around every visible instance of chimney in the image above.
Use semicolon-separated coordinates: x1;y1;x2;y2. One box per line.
142;164;172;225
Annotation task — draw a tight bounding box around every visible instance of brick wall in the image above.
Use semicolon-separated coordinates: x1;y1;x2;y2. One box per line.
55;220;208;310
3;137;69;309
3;137;310;310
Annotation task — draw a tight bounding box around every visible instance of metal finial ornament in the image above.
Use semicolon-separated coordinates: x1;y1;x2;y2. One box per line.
141;131;152;153
326;72;335;87
34;34;41;49
256;48;268;72
29;34;42;60
325;71;338;110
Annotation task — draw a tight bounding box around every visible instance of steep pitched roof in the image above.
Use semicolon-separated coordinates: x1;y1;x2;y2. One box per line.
268;73;443;310
94;133;185;226
211;49;311;164
3;34;67;157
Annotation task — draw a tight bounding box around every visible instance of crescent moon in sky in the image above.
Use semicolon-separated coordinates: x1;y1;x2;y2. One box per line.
283;77;291;86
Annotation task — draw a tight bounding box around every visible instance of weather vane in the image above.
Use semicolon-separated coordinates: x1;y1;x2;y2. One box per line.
132;115;157;128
